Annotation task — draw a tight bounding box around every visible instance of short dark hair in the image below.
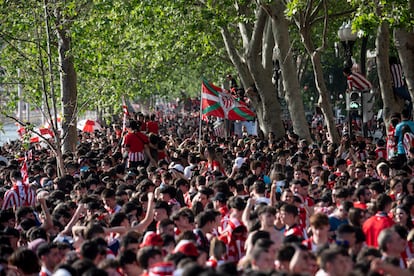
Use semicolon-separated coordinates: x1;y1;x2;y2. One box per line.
195;210;220;228
37;242;58;258
319;247;348;271
280;203;298;216
137;247;162;269
376;194;393;212
343;67;352;75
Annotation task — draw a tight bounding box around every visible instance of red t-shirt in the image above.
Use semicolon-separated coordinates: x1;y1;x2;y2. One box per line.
146;121;159;134
123;132;149;153
353;202;368;210
284;224;305;239
362;212;395;247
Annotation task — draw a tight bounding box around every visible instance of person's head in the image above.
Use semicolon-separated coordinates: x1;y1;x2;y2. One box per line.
354;186;371;203
118;249;140;275
209;238;226;260
276;244;295;272
343;66;352;76
336;224;356;248
280;204;298;227
158;219;175;237
101;188;117;209
369;181;384;200
195;210;220;233
120;233;140;254
251;180;266;196
257;206;277;228
375;194;393;213
348;208;366;227
8;248;41;275
136;247;163;270
394;204;413;229
80;239;107;264
154;201;171;222
10;170;23;183
172;208;195;232
227;196;246;213
281;189;294;204
250;240;275;273
309;212;329;237
319;247;351;276
37;243;61;271
378;227;406;256
337;201;352;219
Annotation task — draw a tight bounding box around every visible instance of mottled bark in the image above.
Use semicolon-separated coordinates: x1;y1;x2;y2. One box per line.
376;22;401;129
267;0;311;142
394;28;414;108
57;27;78;154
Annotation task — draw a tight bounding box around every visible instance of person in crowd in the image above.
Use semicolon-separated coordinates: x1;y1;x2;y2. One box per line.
315;246;353;276
363;194;395;247
302;212;331;252
2;170;36;210
5;96;414;276
37;242;61;276
122;120;154;169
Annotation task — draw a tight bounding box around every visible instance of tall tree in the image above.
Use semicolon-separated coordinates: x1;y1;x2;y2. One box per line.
351;0;413;127
262;0;311;142
286;0;353;143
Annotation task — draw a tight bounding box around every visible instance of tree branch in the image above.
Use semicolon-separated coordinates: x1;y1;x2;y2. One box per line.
310;9;356;26
248;6;267;58
235;0;253;50
315;0;328;52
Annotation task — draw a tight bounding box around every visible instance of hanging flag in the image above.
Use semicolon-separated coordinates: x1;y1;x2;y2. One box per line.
21;156;28;185
201;78;255;121
213;120;226;138
122;96;129;132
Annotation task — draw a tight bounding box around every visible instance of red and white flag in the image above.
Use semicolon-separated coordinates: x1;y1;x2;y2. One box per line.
21;157;28;185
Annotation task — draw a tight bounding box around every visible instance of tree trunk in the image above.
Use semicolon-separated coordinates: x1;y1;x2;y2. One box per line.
249;70;285;138
57;28;78;154
394;28;414;105
376;21;401;127
299;27;339;144
221;9;285;140
310;52;340;143
268;0;311;142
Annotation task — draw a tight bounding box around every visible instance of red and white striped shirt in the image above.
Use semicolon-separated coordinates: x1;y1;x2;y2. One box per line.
347;72;372;91
2;185;36;210
391;63;405;88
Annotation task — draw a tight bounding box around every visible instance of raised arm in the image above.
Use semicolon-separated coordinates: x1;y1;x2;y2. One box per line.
60;203;86;236
38;193;53;231
131;192;155;233
242;198;255;230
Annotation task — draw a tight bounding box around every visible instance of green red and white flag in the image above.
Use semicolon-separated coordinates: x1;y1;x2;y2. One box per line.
201;78;255;121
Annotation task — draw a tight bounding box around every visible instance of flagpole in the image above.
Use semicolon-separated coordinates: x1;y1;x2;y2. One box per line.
199;83;203;151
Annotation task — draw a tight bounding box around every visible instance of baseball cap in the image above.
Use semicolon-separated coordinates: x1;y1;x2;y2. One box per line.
140;232;164;248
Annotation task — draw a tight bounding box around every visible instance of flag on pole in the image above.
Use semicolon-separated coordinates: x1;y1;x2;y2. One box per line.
122;96;129;131
213;120;226;138
201;78;255;121
21;156;28;185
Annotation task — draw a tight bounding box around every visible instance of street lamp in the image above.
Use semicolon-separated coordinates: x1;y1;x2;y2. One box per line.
338;21;358;139
338;21;357;68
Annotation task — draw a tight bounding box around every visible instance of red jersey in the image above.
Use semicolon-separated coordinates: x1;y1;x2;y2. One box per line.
353;202;368;210
146;121;159;134
284;224;306;239
362;212;395;247
219;218;247;263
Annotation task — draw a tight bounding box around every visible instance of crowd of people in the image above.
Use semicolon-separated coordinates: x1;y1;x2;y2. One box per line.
0;104;414;276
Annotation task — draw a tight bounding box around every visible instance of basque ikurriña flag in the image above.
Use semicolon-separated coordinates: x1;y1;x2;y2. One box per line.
201;78;255;121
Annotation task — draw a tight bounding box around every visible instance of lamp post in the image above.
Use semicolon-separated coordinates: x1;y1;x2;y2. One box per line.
338;22;357;68
338;21;358;138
